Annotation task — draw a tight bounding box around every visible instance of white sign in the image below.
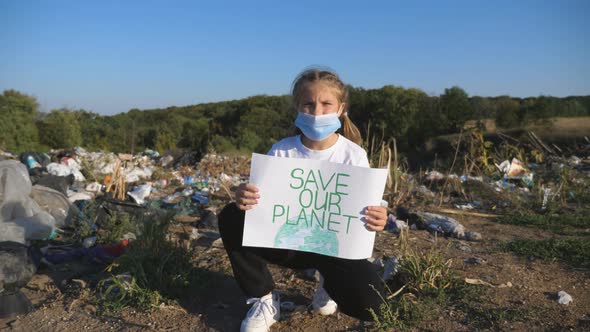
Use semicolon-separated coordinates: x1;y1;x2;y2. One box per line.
243;153;388;259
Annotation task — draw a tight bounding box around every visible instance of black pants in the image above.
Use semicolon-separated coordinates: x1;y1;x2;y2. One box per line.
218;203;385;321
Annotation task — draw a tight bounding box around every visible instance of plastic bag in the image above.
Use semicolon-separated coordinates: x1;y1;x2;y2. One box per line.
0;160;56;241
30;185;77;227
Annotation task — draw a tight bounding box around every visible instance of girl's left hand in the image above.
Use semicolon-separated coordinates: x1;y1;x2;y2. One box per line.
364;206;388;232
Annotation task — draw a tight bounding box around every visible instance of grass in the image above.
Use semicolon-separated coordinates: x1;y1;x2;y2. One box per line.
502;238;590;269
458;301;547;330
370;229;463;330
497;209;590;236
98;211;138;244
370;227;554;330
97;213;215;313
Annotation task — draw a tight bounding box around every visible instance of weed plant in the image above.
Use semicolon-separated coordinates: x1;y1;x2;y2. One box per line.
497;208;590;236
98;213;212;313
502;238;590;269
370;229;462;330
98;211;137;244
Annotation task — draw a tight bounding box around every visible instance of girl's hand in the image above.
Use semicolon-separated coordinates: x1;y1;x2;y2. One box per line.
235;183;260;211
364;206;387;232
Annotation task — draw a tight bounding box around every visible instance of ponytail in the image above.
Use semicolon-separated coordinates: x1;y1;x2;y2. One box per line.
340;112;363;146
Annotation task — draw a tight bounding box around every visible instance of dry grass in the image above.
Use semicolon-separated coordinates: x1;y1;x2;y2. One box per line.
526;116;590;138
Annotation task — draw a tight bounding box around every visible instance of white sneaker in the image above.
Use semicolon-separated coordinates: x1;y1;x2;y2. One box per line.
312;276;337;315
240;292;280;332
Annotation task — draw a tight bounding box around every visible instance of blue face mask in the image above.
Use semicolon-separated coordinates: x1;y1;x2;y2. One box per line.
294;112;341;141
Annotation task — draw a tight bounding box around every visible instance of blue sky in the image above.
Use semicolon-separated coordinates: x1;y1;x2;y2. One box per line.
1;0;588;115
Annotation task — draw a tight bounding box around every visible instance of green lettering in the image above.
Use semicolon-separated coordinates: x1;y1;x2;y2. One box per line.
272;205;285;223
311;209;325;229
305;170;318;191
318;170;336;191
328;193;342;214
314;190;328;210
343;214;358;234
298;188;313;208
290;208;307;226
335;173;350;195
327;212;341;232
289;168;304;189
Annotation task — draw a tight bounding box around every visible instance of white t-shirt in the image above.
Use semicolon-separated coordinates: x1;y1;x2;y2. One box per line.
267;134;370;168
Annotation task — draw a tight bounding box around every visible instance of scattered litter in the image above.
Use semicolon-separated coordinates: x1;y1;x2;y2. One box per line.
0;160;56;241
496;158;527;177
83;236;97;248
464;257;485;264
454;242;472;253
381;256;399;281
385;214;408;233
454;201;481;210
418;212;466;239
557;290;573;305
413;185;436;198
127;183;152;205
464;231;483;242
211;238;224;248
425;170;444;181
464;278;512;288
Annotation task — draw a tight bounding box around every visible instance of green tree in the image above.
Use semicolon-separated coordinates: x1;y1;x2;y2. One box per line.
0;89;41;152
39;109;82;149
178;118;210;152
495;96;521;128
440;86;474;132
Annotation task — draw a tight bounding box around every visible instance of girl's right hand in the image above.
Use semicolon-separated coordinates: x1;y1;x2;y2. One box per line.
235;183;260;210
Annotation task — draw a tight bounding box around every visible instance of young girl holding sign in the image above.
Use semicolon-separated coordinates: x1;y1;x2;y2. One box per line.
218;68;388;332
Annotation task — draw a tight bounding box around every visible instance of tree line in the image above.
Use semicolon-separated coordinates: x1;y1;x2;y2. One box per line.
1;87;589;156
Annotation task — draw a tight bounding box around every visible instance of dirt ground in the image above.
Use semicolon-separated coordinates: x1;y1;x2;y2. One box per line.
1;211;589;332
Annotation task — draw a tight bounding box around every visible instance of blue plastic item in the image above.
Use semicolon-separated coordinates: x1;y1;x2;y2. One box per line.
191;194;209;204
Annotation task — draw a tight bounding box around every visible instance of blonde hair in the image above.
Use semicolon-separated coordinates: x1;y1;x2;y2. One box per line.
291;68;363;145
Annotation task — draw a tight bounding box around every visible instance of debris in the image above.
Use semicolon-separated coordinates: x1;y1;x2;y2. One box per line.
385;214;408;233
434;208;500;219
496;158;527;177
83;236;97;248
0;242;37;319
464;278;512;288
211;238;224;248
47;160;86;182
454;201;481;210
464;257;485;264
541;186;554;211
127;183;153;205
412;185;436;198
425;170;444;181
30;184;76;227
557;290;573;305
160;155;174;167
417;212;466;239
0;160;56;241
464;231;483;242
454;242;472;252
381;256;399;281
44;239;130;265
191;193;209;204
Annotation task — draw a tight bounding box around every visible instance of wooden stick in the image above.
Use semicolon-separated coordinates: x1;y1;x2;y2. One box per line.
433;208;500;218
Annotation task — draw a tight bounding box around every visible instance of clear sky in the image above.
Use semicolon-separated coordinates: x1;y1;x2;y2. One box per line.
1;0;588;115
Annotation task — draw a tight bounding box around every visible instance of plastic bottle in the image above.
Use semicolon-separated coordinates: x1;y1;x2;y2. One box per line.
26;156;41;169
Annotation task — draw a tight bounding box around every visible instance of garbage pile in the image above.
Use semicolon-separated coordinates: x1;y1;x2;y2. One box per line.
383;147;590;245
0;147;254;318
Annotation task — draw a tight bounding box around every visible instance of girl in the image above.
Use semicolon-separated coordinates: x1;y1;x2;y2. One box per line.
218;68;388;332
